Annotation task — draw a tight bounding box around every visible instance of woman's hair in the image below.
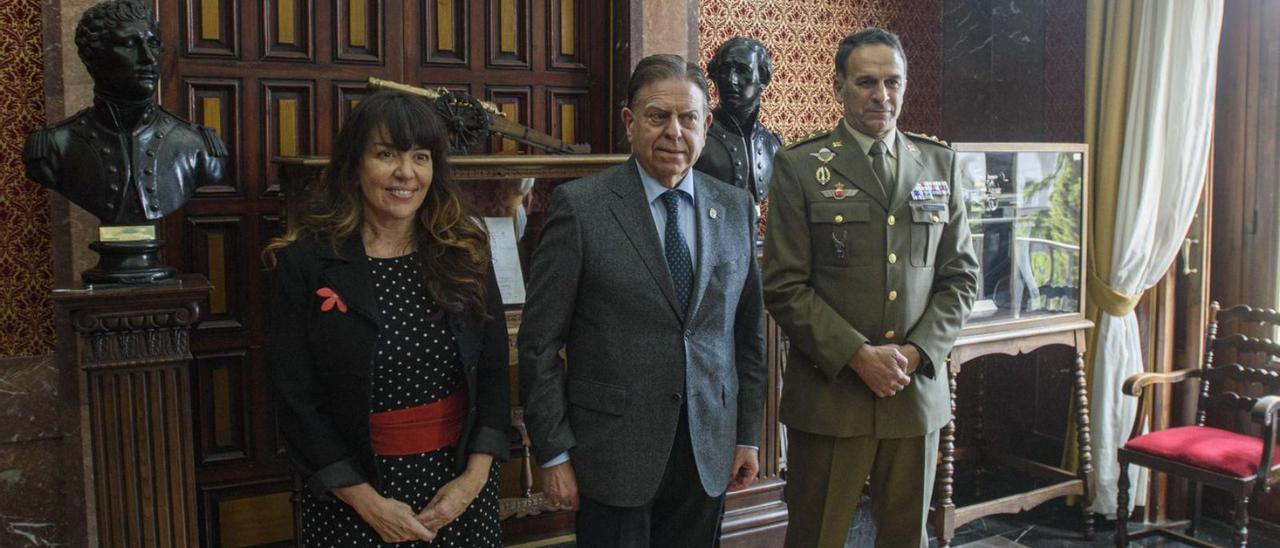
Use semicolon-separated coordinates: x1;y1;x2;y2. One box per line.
264;90;490;314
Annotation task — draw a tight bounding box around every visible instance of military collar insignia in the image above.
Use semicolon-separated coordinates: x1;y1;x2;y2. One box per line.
831;140;843;148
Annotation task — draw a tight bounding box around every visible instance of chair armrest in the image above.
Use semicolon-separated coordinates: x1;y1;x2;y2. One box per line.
1252;395;1280;494
1251;395;1280;426
1122;370;1198;397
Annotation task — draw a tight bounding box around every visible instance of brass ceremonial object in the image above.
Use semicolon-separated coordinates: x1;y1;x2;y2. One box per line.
367;77;589;155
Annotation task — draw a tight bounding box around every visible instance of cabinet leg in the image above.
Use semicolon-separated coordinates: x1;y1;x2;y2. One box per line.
934;359;957;548
1074;349;1095;539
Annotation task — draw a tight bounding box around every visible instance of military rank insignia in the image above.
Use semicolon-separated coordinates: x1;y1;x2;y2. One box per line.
910;180;950;201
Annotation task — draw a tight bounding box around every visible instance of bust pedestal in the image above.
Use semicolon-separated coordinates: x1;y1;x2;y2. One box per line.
52;275;210;547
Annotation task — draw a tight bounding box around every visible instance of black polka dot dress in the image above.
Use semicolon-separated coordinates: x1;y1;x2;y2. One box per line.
299;254;502;547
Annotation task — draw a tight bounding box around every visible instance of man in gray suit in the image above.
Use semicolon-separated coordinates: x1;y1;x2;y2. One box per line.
518;54;767;547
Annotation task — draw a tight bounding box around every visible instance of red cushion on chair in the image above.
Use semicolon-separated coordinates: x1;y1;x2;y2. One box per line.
1125;425;1280;478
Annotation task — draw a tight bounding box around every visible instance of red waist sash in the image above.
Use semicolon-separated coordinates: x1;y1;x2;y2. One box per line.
369;391;468;456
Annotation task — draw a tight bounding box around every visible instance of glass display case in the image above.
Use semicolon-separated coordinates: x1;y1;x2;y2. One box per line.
931;143;1094;547
954;143;1088;328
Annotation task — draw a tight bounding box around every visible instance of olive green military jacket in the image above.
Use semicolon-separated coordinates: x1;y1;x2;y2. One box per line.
762;123;979;439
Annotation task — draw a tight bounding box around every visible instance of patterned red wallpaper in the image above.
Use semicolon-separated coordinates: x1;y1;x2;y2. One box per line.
698;0;944;142
0;0;53;356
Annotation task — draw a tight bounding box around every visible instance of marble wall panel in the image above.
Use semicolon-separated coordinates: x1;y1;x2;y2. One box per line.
0;439;66;547
0;355;59;443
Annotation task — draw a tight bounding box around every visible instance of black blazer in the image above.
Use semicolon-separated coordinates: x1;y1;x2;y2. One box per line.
268;234;510;498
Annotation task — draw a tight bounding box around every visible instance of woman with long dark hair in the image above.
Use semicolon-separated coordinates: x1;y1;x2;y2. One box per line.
266;90;508;546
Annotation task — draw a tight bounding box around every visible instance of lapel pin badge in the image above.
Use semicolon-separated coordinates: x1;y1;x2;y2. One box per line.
709;207;718;219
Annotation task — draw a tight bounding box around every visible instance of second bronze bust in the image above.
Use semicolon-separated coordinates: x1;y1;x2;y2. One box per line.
695;37;782;203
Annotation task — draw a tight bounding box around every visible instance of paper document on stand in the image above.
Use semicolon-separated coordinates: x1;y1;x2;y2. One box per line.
484;216;525;304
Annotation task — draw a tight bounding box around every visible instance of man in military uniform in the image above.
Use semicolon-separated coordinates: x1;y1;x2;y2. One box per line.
23;0;226;226
694;37;782;203
762;27;978;548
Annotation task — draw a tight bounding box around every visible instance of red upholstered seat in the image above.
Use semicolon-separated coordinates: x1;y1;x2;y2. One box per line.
1125;425;1280;478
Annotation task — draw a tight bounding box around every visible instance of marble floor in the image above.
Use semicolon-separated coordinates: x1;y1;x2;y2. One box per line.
839;498;1280;547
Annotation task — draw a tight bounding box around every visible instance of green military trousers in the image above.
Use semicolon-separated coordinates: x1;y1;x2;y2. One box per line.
783;428;941;548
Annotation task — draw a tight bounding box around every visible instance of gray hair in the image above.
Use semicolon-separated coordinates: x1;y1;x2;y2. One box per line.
835;27;908;82
627;54;710;111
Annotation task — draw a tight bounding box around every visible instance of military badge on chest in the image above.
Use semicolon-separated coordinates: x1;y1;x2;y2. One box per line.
910;181;950;201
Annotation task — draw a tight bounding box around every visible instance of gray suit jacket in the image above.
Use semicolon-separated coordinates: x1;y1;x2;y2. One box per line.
518;160;766;507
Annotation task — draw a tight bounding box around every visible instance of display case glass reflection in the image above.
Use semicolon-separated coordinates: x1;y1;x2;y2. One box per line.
955;143;1087;325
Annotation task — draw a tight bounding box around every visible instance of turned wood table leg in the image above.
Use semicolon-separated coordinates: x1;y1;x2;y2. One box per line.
1074;348;1095;539
934;358;958;548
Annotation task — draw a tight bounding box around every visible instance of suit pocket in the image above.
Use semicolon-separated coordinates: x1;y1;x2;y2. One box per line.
567;378;628;416
809;201;872;267
910;202;949;267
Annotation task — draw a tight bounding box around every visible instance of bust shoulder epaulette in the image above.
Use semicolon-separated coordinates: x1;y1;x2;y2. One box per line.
904;131;952;149
23;127;52;164
200;126;229;158
784;129;831;150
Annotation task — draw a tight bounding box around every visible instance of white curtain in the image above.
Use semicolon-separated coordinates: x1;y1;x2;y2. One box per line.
1088;0;1223;515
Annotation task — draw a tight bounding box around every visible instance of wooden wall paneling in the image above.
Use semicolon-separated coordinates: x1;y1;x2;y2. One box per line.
487;0;530;68
420;0;469;66
198;479;295;548
260;81;316;194
186;216;246;331
184;0;239;58
548;0;585;70
193;350;251;464
487;86;532;154
333;81;371;133
261;0;314;61
546;87;587;146
185;78;242;194
335;0;384;64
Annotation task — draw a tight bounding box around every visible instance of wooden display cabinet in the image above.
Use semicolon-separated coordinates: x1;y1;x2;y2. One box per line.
930;143;1094;547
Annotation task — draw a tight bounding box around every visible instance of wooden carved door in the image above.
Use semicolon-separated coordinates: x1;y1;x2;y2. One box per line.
153;1;614;545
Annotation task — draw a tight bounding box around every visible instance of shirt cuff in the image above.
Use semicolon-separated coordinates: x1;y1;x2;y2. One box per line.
737;445;759;451
541;451;570;468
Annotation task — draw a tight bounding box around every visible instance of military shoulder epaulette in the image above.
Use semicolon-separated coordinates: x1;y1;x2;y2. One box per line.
904;131;952;149
784;129;831;150
23;127;51;163
200;126;229;158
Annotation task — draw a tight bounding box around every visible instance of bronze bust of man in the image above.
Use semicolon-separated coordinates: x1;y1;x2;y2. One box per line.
695;37;782;203
23;0;226;226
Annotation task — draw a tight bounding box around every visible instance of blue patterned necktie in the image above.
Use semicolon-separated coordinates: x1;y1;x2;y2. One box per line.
661;190;693;312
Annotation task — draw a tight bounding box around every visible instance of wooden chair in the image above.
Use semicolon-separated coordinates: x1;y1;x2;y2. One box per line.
1115;302;1280;547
